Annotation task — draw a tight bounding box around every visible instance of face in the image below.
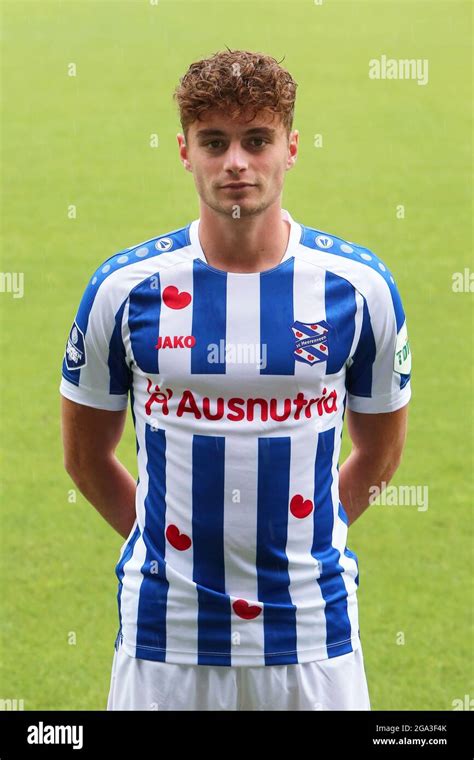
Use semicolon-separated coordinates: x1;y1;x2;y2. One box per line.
177;108;298;217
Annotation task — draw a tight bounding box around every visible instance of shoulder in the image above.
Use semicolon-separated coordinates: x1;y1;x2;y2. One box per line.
298;223;393;285
73;223;192;324
75;223;193;319
89;223;192;292
297;223;406;328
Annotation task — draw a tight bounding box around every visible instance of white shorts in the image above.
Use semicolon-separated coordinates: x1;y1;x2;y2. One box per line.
106;639;371;711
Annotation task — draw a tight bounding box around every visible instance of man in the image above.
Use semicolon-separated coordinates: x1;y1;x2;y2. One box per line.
60;49;411;711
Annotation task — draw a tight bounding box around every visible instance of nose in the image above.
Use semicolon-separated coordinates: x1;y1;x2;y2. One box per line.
223;141;249;175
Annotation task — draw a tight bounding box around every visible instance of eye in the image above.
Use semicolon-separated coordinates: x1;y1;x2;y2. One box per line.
248;137;268;148
205;140;224;149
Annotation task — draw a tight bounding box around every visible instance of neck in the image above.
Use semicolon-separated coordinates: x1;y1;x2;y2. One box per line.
197;201;290;273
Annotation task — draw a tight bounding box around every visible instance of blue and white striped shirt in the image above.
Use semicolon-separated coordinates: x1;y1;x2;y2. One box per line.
60;208;411;666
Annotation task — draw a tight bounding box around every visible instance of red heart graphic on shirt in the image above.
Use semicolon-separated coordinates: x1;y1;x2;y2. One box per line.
290;494;314;519
166;524;192;551
232;599;262;620
295;331;303;337
307;354;314;360
162;286;192;309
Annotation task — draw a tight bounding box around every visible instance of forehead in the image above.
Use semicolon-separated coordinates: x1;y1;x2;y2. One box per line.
189;108;284;139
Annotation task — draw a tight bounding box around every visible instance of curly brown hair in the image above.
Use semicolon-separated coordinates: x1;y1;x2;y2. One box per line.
173;49;298;140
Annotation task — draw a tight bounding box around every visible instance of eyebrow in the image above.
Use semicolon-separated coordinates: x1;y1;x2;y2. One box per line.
195;127;277;138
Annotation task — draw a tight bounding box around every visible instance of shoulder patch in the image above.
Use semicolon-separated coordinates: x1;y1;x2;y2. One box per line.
394;320;411;374
65;321;87;370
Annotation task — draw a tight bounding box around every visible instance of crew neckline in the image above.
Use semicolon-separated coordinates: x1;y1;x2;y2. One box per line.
188;208;302;276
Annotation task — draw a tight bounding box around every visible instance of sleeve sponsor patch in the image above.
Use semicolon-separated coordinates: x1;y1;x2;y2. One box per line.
394;320;411;374
65;321;87;370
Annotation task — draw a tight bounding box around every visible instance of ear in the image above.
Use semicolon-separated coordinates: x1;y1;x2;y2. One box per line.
177;133;192;172
286;129;299;170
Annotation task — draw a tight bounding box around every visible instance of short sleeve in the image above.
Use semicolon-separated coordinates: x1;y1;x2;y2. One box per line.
59;265;132;411
346;267;412;414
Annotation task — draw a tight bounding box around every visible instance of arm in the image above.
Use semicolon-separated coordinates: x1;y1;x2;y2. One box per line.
340;247;413;525
339;404;409;526
61;396;137;539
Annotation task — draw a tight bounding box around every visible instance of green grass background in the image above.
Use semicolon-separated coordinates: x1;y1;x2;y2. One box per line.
0;0;472;710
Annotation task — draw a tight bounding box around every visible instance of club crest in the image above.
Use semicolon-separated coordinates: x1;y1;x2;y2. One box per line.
291;320;330;366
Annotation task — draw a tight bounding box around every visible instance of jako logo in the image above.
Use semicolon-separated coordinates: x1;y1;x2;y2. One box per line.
155;335;196;349
27;721;83;750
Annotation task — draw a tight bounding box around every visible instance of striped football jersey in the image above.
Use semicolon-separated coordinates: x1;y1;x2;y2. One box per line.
60;208;411;666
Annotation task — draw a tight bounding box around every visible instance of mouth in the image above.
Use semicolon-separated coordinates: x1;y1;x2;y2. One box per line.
220;183;255;190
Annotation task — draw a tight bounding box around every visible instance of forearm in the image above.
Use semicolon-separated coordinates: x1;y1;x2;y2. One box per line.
339;449;398;527
66;455;137;539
